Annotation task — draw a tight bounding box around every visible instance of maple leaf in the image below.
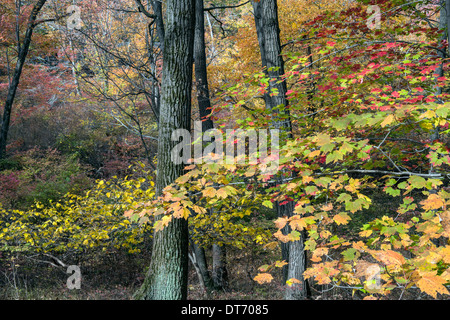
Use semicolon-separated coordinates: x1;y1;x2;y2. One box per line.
311;247;329;262
253;273;273;284
380;114;395;127
321;202;333;212
333;212;351;225
275;260;288;268
154;215;172;232
216;187;228;199
416;271;449;298
371;249;405;267
289;216;307;231
262;200;274;208
263;241;279;250
286;277;302;287
439;246;450;264
420;194;444;211
440;211;450;237
124;209;134;217
202;187;217;198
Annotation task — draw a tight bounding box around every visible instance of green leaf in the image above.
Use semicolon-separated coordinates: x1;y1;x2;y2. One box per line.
262;200;273;209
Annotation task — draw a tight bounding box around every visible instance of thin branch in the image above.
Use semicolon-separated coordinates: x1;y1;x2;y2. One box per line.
204;1;250;11
134;0;157;19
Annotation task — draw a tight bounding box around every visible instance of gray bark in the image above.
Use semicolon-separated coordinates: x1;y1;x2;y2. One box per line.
190;240;214;294
133;0;195;300
212;244;229;291
252;0;306;299
194;0;214;132
0;0;48;159
192;0;228;292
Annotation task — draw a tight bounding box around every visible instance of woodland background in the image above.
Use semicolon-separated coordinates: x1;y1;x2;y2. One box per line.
0;0;450;300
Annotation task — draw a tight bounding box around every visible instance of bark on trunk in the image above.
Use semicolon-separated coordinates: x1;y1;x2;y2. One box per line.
190;240;214;294
194;0;214;132
212;244;229;291
285;230;307;300
252;0;306;299
192;0;228;292
133;0;195;300
0;0;48;159
151;0;165;53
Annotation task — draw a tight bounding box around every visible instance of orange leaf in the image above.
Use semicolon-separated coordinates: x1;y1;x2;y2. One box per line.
286;277;302;287
289;216;307;231
333;212;351;225
216;187;228;199
363;295;378;300
275;217;289;229
416;271;449;298
124;209;134;217
371;249;405;267
202;187;217;198
420;194;445;211
253;273;273;284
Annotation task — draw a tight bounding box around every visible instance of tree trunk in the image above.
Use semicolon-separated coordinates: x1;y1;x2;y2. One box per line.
193;0;228;292
194;0;214;132
190;240;214;294
285;230;307;300
251;0;292;132
133;0;195;300
212;244;229;291
252;0;306;299
0;0;48;159
151;0;165;53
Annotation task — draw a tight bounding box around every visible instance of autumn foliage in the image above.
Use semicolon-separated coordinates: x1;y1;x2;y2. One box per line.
1;0;450;300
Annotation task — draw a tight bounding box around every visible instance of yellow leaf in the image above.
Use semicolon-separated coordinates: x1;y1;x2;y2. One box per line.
420;193;445;211
311;247;329;262
307;149;321;158
302;175;314;184
263;241;278;250
314;133;331;146
216;188;228;199
286;277;302;287
440;211;450;237
289;216;308;231
359;229;373;237
333;212;351;225
275;260;288;268
416;271;449;298
202;187;217;198
439;246;450;264
192;205;207;214
154;215;172;232
274;217;289;229
380;114;395;127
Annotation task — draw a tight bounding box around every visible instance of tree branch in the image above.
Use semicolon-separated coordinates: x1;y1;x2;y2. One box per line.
203;1;250;11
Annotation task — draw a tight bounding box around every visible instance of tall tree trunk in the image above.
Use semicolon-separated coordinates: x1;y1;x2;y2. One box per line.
212;244;229;291
194;0;214;132
0;0;48;159
133;0;196;300
252;0;306;299
192;0;228;292
151;0;165;52
189;239;214;294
